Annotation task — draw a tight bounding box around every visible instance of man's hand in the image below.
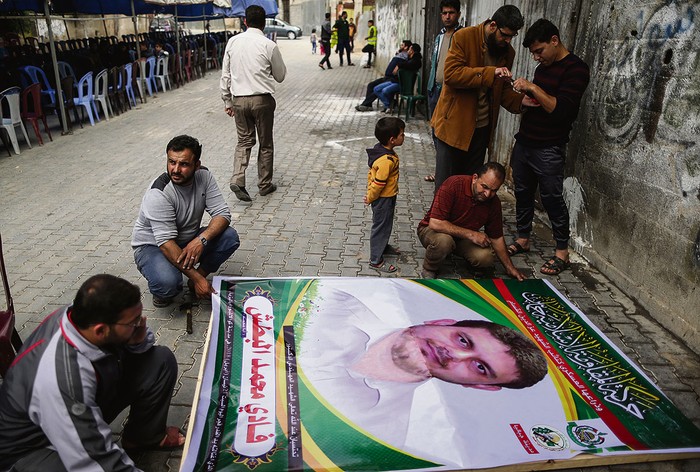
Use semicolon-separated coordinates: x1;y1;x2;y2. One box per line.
225;107;234;117
506;266;526;282
522;95;540;107
128;315;148;345
176;238;205;270
363;195;369;205
191;277;217;299
468;231;491;248
494;67;512;78
512;77;533;94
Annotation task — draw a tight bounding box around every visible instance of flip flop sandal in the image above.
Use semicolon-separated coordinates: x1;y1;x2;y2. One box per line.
507;241;530;256
424;174;435;182
369;259;397;273
383;244;401;256
122;426;185;452
540;256;570;276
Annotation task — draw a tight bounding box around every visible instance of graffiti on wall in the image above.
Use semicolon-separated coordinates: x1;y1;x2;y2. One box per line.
595;1;699;198
596;2;696;144
375;1;410;61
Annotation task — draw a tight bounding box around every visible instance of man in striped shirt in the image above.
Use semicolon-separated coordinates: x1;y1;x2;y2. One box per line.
509;19;590;276
0;274;183;471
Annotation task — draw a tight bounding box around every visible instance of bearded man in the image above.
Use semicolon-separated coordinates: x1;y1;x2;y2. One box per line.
430;5;528;191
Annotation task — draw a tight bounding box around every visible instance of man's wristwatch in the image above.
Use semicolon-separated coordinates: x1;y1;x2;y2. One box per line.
199;236;208;246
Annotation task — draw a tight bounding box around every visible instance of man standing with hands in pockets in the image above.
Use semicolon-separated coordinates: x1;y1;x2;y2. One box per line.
221;5;287;202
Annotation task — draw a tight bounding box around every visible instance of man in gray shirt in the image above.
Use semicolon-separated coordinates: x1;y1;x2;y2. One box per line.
132;135;240;307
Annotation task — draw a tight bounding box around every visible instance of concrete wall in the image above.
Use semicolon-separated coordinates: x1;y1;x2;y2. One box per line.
290;0;327;38
372;0;425;73
375;0;700;354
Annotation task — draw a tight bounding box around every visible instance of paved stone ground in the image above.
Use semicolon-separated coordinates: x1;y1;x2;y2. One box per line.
1;39;699;472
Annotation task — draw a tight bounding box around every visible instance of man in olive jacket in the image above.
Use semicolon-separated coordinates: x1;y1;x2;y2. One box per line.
431;5;526;192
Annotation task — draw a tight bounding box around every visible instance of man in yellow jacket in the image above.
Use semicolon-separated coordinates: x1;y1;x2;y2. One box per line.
431;5;526;192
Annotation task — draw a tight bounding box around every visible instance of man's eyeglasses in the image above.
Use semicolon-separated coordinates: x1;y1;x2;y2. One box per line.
112;314;143;328
498;27;518;39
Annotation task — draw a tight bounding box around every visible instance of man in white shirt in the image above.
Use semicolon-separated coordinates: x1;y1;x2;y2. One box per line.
220;5;287;201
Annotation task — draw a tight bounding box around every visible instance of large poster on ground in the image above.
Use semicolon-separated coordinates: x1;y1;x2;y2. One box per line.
181;277;700;471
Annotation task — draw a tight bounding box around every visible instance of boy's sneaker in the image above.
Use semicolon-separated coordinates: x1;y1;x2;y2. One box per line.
153;296;173;308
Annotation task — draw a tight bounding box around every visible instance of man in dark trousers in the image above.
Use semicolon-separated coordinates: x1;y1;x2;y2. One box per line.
508;19;590;276
355;40;411;111
333;11;354;66
0;274;183;471
319;12;333;70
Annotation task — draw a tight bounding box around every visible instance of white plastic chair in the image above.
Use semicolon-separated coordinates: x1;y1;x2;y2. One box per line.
74;71;98;126
93;68;111;121
124;63;137;107
0;87;32;155
154;56;170;92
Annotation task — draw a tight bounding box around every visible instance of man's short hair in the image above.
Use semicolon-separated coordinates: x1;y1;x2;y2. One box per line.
245;5;266;29
71;275;141;329
452;319;548;389
476;162;506;181
411;43;421;54
522;18;560;48
490;5;524;32
401;39;412;49
375;117;405;145
368;19;374;25
341;11;347;17
326;13;331;19
440;0;461;12
166;135;202;162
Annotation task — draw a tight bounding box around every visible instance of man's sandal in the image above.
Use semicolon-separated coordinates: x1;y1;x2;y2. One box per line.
122;426;185;452
369;259;397;273
540;257;570;276
507;241;530;256
383;244;401;256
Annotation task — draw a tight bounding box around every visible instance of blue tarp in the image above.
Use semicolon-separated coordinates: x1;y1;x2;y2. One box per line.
0;0;224;17
213;0;277;18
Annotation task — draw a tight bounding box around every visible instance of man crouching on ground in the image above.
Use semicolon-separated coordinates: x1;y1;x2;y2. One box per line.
132;134;240;307
0;274;183;471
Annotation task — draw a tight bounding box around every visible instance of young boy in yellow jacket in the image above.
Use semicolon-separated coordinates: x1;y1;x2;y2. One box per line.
364;117;405;273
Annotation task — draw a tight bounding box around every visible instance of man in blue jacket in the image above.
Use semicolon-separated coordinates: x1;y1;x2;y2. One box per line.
355;40;412;111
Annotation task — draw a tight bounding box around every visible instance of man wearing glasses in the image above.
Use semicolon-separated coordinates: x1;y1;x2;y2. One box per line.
0;274;183;471
430;5;528;192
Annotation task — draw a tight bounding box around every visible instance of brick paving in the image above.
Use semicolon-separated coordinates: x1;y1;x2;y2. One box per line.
0;39;698;472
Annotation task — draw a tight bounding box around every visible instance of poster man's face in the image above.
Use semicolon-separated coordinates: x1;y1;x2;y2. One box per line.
392;321;519;390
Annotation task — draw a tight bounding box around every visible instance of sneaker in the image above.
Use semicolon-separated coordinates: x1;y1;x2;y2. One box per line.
355;105;372;112
153;295;173;308
348;63;355;66
382;107;393;114
230;183;252;202
259;183;277;196
363;64;371;69
327;66;333;70
420;269;437;279
318;63;324;70
339;63;343;67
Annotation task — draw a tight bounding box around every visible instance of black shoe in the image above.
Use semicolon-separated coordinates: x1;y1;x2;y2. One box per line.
259;183;277;196
230;183;252;202
153;295;173;308
318;63;324;70
327;66;333;69
348;63;355;66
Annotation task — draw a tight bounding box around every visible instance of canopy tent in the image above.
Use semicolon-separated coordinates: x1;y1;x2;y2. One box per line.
213;0;277;18
0;0;235;134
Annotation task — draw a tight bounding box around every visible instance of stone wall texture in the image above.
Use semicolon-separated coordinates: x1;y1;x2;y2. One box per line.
373;0;700;354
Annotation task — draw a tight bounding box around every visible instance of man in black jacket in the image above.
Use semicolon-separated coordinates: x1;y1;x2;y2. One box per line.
374;43;422;112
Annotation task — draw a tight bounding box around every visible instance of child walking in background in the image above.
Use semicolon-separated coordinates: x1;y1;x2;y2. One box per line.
310;28;317;54
364;117;405;273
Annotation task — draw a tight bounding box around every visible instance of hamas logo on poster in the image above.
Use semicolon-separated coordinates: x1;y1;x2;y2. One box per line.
567;424;607;448
530;425;569;451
